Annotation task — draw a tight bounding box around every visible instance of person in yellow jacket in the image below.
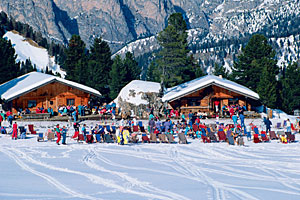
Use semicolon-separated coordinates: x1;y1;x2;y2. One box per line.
116;127;121;144
122;127;130;145
280;135;287;144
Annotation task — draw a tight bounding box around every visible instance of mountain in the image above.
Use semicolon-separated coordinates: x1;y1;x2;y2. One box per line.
1;0;300;72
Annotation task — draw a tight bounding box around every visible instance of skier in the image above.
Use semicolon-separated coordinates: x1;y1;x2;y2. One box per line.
116;127;121;144
72;110;77;122
78;105;82;116
82;124;87;140
122;127;130;144
55;124;61;145
265;117;272;134
8;114;13;127
149;118;155;134
61;125;67;145
155;118;162;132
286;119;291;132
232;114;238;126
164;119;171;133
238;105;245;128
12;122;18;140
72;122;79;139
0;126;7;134
0;114;3;128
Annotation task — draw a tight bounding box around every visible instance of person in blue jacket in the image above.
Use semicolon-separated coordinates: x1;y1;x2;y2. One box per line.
61;126;67;145
82;124;87;140
72;110;77;122
232;114;238;126
78;105;82;116
265;117;272;134
164;119;171;133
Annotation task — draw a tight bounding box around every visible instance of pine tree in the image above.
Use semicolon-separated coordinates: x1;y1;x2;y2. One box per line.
88;37;113;101
123;52;141;80
231;34;279;108
109;55;125;99
146;61;160;82
256;58;278;108
280;63;300;114
155;13;191;87
186;55;205;80
0;37;19;84
20;59;34;74
231;34;277;91
0;25;4;37
63;35;86;82
213;63;229;79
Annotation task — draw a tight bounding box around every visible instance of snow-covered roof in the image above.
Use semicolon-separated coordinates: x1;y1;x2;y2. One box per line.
162;75;259;102
0;72;101;101
114;80;161;106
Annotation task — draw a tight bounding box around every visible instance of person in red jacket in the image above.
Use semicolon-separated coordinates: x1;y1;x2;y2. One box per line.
12;122;18;140
55;124;61;145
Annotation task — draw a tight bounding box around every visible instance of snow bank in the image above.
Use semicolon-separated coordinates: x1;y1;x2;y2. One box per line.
3;31;66;77
114;80;161;106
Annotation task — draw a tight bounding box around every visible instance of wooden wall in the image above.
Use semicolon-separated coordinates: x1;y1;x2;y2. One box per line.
12;82;90;114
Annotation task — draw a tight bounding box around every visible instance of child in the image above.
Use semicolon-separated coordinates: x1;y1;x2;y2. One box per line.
61;126;67;145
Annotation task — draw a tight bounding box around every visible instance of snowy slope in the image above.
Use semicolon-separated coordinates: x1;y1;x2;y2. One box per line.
114;80;161;106
0;118;300;200
3;31;66;77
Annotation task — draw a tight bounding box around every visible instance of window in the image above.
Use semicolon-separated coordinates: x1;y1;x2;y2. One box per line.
28;100;37;108
50;101;53;105
187;99;200;106
67;99;75;105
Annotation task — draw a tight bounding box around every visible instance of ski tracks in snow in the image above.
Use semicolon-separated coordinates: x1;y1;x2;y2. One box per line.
83;146;190;200
0;148;100;200
2;139;300;200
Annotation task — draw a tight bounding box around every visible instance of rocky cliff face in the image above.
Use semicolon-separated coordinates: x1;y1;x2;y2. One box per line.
0;0;175;51
1;0;299;67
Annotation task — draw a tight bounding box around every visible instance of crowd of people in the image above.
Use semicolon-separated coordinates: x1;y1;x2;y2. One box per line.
1;101;299;146
1;114;299;146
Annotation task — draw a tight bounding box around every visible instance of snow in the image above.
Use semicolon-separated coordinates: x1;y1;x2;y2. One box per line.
0;72;101;101
162;75;260;102
0;117;300;200
114;80;161;106
3;31;66;77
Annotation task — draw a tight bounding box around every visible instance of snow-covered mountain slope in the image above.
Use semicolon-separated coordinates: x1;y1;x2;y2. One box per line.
3;31;66;77
113;0;300;73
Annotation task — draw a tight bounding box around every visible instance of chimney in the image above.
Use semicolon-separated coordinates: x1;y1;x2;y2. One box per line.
219;75;223;79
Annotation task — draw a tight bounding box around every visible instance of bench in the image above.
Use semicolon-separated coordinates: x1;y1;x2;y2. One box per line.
244;111;260;118
22;113;51;120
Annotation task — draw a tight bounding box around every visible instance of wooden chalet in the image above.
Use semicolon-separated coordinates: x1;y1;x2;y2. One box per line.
0;72;101;114
162;75;260;115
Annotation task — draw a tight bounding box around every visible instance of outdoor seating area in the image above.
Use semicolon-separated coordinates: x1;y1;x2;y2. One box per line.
2;118;294;146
